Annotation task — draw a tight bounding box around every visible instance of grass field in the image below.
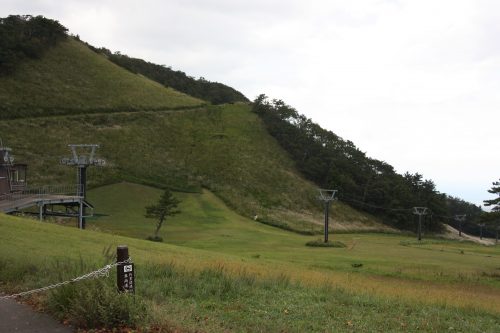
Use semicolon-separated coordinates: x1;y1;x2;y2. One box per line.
84;183;500;289
1;204;499;332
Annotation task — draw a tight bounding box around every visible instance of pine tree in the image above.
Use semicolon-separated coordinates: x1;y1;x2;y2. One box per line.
484;179;500;211
145;189;180;241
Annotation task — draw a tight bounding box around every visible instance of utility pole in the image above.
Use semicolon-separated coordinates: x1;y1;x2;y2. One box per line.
318;189;337;243
61;144;105;229
454;214;466;237
413;207;428;241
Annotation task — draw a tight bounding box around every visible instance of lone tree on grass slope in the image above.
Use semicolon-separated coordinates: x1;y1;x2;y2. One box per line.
145;189;181;242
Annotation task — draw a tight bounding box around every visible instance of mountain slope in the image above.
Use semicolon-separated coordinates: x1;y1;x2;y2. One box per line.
0;38;204;119
0;103;386;232
90;45;249;105
0;27;386;232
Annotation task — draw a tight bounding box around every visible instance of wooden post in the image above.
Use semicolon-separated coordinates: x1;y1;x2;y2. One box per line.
117;245;135;293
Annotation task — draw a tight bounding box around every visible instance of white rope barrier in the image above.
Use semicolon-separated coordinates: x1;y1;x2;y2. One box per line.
0;258;132;300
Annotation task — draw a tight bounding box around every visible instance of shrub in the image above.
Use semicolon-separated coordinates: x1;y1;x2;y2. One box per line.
146;235;163;242
47;278;147;329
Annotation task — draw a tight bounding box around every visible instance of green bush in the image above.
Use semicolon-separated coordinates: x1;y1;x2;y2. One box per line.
146;235;163;242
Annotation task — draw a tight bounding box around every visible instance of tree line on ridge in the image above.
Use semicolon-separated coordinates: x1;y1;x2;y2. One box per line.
252;94;483;231
0;15;67;74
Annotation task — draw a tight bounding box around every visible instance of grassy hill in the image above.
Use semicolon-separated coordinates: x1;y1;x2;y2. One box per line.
85;182;377;241
0;36;389;232
0;106;385;232
0;38;204;119
1;213;499;331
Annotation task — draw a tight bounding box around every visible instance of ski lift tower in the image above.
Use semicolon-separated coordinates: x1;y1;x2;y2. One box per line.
318;189;337;243
413;207;428;241
478;223;486;240
61;144;105;229
454;214;466;237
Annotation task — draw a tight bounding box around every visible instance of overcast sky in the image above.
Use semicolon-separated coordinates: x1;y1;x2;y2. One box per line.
2;0;499;207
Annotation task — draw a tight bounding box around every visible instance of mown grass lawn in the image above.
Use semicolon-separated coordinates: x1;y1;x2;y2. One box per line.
86;183;500;284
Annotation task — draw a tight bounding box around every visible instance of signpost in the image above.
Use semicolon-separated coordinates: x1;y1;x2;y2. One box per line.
117;245;135;293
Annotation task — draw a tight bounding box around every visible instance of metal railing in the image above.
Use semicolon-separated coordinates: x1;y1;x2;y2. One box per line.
0;184;83;202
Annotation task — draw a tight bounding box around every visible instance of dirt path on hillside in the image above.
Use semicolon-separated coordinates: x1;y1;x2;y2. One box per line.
444;224;496;245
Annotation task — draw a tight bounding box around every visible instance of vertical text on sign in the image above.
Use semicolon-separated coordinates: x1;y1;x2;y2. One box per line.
120;263;135;293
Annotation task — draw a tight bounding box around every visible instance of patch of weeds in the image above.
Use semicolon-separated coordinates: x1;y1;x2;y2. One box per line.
306;239;346;248
47;279;147;329
481;271;500;279
146;235;163;242
255;217;316;235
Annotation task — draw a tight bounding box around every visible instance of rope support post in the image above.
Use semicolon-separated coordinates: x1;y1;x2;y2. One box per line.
117;245;135;293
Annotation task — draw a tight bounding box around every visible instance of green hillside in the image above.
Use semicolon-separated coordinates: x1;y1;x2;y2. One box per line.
91;45;249;105
85;182;375;241
0;104;384;232
0;18;385;231
0;38;204;119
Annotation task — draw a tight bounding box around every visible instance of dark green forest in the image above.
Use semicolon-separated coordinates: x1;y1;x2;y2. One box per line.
87;44;249;105
252;95;483;231
0;15;67;74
